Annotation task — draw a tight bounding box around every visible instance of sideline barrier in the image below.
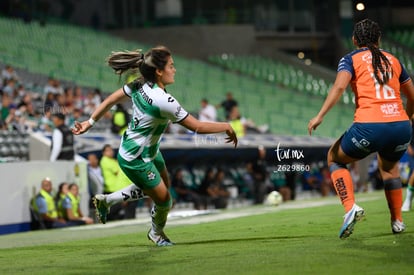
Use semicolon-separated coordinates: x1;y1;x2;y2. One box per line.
0;161;88;235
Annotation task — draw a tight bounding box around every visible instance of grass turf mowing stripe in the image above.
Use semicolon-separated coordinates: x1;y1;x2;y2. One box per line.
0;191;412;274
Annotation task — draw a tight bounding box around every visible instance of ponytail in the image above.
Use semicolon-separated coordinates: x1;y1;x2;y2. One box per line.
367;43;391;85
106;49;144;76
107;46;171;84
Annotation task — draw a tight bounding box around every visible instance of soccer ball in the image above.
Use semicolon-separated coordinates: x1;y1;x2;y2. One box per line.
264;191;283;206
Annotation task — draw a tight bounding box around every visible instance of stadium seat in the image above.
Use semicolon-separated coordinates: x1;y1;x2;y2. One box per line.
0;16;358;137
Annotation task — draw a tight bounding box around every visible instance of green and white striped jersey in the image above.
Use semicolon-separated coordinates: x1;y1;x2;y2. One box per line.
119;81;188;162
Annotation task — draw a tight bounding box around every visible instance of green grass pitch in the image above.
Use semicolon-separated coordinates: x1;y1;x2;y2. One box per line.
0;191;413;275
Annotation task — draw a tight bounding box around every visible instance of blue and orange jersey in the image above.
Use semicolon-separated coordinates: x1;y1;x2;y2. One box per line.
338;48;412;123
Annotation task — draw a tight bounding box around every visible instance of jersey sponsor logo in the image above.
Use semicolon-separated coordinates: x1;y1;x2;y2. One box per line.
139;88;153;106
380;103;400;116
359;139;370;147
361;51;393;66
175;106;182;117
395;142;409;152
351;137;370;152
361;52;372;63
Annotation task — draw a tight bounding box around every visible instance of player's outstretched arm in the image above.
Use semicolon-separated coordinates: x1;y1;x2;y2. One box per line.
180;114;238;147
308;71;351;135
72;88;128;135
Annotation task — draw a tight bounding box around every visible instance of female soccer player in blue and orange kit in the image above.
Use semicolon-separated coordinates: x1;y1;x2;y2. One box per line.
308;19;414;239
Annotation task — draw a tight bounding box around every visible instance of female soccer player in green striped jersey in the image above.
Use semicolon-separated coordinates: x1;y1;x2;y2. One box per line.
72;46;238;246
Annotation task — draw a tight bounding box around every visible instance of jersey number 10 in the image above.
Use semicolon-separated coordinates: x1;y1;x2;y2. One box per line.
372;73;396;100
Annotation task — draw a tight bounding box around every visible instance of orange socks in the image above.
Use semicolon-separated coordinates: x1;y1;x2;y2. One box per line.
383;178;403;222
331;162;403;222
331;167;355;212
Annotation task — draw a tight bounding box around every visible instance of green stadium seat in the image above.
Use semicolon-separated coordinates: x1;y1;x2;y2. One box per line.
0;16;361;138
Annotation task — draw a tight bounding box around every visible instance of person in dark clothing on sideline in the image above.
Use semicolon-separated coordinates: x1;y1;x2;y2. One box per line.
50;113;74;161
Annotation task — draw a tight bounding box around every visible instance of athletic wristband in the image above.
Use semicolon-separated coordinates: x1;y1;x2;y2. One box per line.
88;118;96;126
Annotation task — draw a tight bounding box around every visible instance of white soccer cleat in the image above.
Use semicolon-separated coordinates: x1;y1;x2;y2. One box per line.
339;204;365;239
391;220;406;234
147;229;174;247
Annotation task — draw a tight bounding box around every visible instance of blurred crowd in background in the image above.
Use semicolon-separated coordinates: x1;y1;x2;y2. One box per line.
0;64;109;133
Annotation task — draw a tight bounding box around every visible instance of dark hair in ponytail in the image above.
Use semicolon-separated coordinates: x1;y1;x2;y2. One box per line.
106;46;171;83
353;19;391;85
